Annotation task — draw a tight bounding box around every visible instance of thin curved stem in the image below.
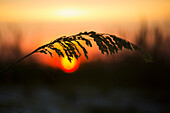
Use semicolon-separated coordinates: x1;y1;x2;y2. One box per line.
0;40;54;74
0;50;37;74
0;31;152;74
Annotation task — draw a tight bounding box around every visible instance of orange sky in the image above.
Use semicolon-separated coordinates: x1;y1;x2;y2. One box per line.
0;0;170;72
0;0;170;22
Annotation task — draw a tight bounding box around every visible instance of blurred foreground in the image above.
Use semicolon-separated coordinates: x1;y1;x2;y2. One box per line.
0;24;170;113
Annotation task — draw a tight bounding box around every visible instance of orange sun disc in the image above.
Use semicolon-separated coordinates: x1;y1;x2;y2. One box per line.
60;57;80;73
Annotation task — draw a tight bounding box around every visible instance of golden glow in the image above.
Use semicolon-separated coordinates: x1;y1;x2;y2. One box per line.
55;9;85;18
60;57;79;73
0;0;170;69
0;0;169;22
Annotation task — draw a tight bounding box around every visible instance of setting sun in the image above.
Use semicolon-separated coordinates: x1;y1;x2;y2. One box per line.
60;57;80;73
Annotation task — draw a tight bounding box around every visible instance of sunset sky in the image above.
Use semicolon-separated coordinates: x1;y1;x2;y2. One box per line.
0;0;170;22
0;0;170;72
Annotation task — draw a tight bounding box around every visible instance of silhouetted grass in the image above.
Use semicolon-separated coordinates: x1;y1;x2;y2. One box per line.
0;23;170;113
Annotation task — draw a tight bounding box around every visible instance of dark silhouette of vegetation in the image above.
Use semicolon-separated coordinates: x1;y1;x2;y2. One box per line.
0;31;152;74
0;24;169;113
